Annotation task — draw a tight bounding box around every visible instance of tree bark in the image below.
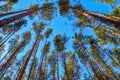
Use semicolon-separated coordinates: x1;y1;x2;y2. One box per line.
0;31;15;47
0;8;35;17
73;7;120;29
0;7;44;27
0;40;25;73
16;35;39;80
27;36;41;80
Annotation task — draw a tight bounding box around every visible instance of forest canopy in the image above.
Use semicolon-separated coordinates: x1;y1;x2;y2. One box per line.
0;0;120;80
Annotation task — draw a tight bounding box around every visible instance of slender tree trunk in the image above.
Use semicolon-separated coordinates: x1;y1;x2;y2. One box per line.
44;50;48;80
27;37;41;80
84;62;92;78
88;60;100;80
0;31;13;43
94;60;108;80
15;60;25;80
95;43;120;68
62;53;68;80
16;35;39;80
0;58;14;79
78;42;92;78
87;11;120;21
110;56;120;67
0;46;12;63
0;7;44;27
96;53;118;80
27;53;36;80
73;7;120;29
0;8;34;17
102;26;120;37
38;52;45;80
0;40;25;73
0;31;15;47
56;50;59;80
54;61;56;80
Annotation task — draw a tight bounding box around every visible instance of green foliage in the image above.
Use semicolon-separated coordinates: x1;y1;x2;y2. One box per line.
30;69;36;79
94;28;108;45
41;3;56;20
28;4;39;16
42;42;50;54
45;28;52;38
112;48;120;58
97;37;107;45
58;0;70;15
54;34;65;51
33;22;45;33
4;76;11;80
7;0;18;3
94;28;102;36
0;5;12;11
22;31;31;42
29;4;39;9
111;7;120;16
88;36;95;45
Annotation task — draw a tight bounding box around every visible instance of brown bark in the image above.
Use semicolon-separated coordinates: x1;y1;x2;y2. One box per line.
27;36;41;80
94;60;108;80
95;43;120;69
0;8;35;17
87;11;120;21
16;35;39;80
78;42;92;78
102;26;120;37
73;7;120;29
0;31;15;47
38;51;45;80
27;53;36;80
0;59;13;79
0;40;25;73
0;46;12;64
0;31;13;43
0;7;44;27
56;51;59;80
96;53;118;80
88;60;100;80
62;53;68;80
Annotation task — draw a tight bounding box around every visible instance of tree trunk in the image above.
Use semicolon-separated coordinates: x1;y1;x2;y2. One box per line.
62;52;68;80
0;31;15;47
87;11;120;21
0;40;25;73
95;43;120;68
0;8;34;17
94;59;108;80
101;26;120;37
74;7;120;29
27;36;41;80
0;7;43;27
56;50;59;80
0;59;13;79
0;46;12;64
96;53;118;80
38;51;45;80
16;35;39;80
27;53;36;80
88;60;100;80
0;31;13;43
78;42;92;78
44;49;48;80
